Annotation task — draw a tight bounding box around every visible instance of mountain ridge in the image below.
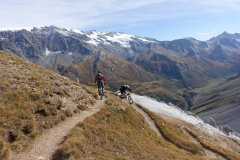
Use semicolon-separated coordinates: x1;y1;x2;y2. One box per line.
2;26;240;42
1;26;240;90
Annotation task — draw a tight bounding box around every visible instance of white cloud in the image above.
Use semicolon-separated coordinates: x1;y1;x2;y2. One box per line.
1;0;240;39
195;30;218;41
197;30;216;36
0;0;168;28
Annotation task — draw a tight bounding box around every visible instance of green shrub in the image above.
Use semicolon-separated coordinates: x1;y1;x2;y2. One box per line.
10;141;23;151
64;109;73;117
22;121;36;135
29;92;41;101
77;105;88;111
60;114;66;121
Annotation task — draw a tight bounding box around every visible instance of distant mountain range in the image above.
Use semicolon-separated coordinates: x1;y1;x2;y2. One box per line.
1;26;240;132
1;26;239;80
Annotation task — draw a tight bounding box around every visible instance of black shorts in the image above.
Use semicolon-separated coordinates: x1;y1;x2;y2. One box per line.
97;80;104;88
120;88;125;94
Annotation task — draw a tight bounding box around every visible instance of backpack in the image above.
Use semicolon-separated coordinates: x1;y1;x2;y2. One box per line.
97;73;103;80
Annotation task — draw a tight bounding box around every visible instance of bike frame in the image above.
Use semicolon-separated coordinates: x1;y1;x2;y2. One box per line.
115;91;133;104
98;85;103;100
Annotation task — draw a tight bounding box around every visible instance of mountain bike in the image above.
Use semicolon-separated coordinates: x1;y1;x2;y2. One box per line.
126;92;133;105
115;91;133;105
98;85;104;100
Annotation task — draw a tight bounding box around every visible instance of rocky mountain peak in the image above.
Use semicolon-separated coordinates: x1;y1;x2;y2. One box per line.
210;31;240;41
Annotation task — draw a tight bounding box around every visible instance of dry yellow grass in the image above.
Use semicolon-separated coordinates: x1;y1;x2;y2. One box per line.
0;51;96;159
56;93;240;160
136;104;203;154
57;93;206;160
186;129;240;160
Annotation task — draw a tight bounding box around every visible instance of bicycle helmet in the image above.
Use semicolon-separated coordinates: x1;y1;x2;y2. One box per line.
125;85;129;88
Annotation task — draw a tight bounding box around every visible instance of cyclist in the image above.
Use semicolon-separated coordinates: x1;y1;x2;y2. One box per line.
119;85;132;97
95;71;107;94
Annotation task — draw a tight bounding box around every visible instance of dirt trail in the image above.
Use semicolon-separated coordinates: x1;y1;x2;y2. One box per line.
131;102;229;159
11;98;106;160
184;129;226;160
130;103;165;139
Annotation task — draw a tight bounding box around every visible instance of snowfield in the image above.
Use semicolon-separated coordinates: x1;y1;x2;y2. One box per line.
131;94;240;140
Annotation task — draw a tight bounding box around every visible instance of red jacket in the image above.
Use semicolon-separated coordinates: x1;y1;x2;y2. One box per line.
95;73;106;83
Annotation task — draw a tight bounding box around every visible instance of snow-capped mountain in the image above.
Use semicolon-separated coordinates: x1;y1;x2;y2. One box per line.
1;25;240;64
1;25;240;86
0;26;159;66
1;25;240;92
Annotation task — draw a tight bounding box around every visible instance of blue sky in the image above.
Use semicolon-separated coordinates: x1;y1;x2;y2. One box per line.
1;0;240;41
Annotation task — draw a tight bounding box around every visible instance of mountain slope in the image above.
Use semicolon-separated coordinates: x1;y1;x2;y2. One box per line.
192;74;240;114
55;93;240;160
60;52;160;85
191;73;240;133
0;51;96;159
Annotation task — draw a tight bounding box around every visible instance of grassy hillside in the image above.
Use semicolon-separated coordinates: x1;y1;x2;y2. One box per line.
0;51;97;159
56;93;240;160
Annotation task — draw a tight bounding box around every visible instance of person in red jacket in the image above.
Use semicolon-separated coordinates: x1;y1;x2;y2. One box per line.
95;71;107;94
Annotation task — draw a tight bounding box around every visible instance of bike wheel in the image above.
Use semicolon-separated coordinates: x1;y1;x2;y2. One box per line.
100;87;103;100
128;95;133;104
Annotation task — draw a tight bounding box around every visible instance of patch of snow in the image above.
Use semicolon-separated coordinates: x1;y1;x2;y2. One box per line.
45;48;61;56
131;94;239;139
85;31;102;45
45;48;51;56
84;31;135;48
1;38;4;40
71;29;84;35
56;29;70;37
138;37;154;43
105;33;134;48
87;39;99;46
228;132;240;139
103;41;111;45
68;52;73;56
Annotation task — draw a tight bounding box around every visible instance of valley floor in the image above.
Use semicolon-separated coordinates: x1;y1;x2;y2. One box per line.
198;103;240;133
